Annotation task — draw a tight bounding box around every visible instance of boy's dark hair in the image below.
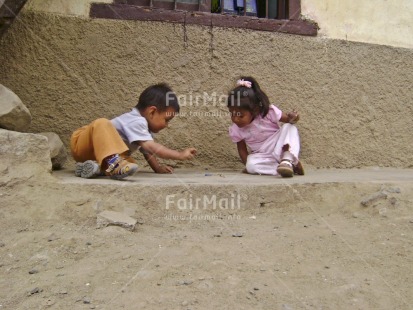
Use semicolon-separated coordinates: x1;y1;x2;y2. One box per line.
136;83;180;113
227;76;270;118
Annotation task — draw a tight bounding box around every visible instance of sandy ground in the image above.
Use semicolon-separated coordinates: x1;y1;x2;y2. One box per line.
0;168;412;309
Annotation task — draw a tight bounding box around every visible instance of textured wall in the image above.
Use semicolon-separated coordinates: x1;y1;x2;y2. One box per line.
0;11;412;170
301;0;413;49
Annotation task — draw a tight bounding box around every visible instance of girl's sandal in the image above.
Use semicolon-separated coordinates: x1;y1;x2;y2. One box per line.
277;160;294;178
293;161;305;175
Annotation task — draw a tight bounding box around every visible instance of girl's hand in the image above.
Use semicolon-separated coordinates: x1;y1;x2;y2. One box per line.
155;165;174;174
287;110;300;124
179;148;197;160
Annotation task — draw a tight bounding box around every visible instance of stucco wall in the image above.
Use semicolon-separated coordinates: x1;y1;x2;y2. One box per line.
302;0;413;49
0;11;412;170
24;0;111;16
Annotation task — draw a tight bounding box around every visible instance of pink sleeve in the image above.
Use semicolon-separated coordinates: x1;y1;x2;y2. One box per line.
229;124;243;143
267;105;283;123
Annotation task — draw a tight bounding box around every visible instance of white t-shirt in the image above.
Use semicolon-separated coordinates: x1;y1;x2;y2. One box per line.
111;108;153;152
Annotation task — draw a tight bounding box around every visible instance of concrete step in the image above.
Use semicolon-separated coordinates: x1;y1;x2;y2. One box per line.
51;168;413;224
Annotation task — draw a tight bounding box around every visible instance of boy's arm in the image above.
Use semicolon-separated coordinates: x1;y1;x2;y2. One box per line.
139;140;196;160
142;151;173;174
237;140;248;165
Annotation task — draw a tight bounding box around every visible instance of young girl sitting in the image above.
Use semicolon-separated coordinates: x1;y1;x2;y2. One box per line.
71;83;196;180
227;76;304;177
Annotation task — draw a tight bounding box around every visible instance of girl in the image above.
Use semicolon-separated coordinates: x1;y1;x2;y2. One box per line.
227;76;304;177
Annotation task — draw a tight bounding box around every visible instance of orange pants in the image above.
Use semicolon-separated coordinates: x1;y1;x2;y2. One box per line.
70;118;129;165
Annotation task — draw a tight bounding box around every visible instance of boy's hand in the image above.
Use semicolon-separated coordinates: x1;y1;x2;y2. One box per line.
179;148;197;160
287;110;300;124
155;165;174;174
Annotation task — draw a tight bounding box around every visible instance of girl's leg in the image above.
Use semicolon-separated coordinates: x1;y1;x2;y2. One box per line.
273;123;300;165
70;118;129;165
245;153;278;175
273;123;303;177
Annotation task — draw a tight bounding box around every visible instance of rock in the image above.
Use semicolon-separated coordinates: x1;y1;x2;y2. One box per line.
0;84;32;132
29;269;39;274
360;191;387;207
97;211;137;231
232;233;243;237
38;132;67;170
0;129;52;184
28;287;43;296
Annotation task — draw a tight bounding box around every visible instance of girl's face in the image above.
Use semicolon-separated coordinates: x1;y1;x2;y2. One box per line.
229;107;253;128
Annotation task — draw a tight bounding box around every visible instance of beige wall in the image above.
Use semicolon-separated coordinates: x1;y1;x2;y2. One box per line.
302;0;413;49
25;0;413;49
0;11;412;170
24;0;111;16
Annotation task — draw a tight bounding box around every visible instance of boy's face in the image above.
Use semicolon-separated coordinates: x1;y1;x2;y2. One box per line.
229;107;253;128
145;106;177;133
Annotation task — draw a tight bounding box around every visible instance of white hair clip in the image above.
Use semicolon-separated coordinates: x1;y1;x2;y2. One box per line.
236;79;252;88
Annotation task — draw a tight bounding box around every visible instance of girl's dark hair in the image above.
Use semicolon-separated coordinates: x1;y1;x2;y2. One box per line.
136;83;180;113
227;76;270;117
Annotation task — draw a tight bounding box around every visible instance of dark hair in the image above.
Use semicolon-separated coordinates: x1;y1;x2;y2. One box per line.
136;83;180;113
227;76;270;117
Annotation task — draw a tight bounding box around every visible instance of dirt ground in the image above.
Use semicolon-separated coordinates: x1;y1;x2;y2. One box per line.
0;169;412;310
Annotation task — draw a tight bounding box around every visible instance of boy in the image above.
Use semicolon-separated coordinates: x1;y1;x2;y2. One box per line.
71;83;196;179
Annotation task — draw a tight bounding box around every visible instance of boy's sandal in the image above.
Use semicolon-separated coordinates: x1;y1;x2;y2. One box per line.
293;161;305;176
75;160;101;179
277;160;294;178
105;156;138;180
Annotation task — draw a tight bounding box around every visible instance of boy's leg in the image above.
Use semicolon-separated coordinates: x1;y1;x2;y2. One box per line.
70;118;129;165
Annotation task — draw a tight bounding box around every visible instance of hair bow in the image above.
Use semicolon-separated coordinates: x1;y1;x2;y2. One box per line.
236;79;252;88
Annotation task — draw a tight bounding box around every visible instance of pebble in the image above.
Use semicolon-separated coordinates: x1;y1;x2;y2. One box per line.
47;233;58;242
360;191;387;207
28;287;42;295
232;233;243;237
0;242;5;247
177;280;193;286
83;297;91;304
28;269;39;274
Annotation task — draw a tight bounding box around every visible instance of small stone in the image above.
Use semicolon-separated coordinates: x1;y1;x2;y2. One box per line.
360;191;387;207
122;255;131;260
97;211;137;231
352;212;359;218
253;287;259;291
177;280;193;286
83;297;91;304
182;301;189;306
29;287;42;295
0;242;4;247
29;269;39;274
86;242;92;246
47;233;58;242
232;233;243;237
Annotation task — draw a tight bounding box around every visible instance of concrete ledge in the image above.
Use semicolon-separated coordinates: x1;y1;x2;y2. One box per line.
54;168;413;186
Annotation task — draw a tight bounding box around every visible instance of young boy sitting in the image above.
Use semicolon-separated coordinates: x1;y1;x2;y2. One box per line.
70;83;196;179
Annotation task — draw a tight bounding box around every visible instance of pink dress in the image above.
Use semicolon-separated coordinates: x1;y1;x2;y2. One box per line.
229;105;300;175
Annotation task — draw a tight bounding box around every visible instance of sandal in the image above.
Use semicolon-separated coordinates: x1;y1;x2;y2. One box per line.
277;160;294;178
293;161;305;175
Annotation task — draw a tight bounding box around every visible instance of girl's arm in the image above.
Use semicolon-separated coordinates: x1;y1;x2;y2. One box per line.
280;110;300;124
237;140;248;165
